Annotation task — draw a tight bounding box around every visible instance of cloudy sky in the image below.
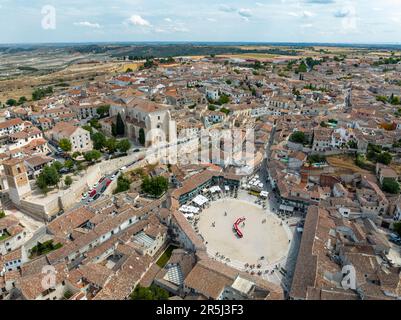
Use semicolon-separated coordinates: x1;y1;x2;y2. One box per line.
1;0;401;44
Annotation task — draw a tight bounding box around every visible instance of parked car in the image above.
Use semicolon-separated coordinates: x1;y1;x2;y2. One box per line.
110;174;116;180
89;189;97;197
133;149;140;153
59;168;70;174
120;166;127;172
99;177;105;183
389;233;401;244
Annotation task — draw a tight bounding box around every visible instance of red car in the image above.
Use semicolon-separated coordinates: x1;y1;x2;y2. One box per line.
89;189;97;197
99;177;105;183
105;179;112;187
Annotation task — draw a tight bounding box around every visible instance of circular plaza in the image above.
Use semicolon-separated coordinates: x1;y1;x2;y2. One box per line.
195;195;291;272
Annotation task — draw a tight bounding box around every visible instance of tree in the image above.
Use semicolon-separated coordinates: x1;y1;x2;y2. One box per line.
72;151;81;159
382;178;400;194
6;99;17;106
394;222;401;237
130;285;169;300
42;165;60;186
96;105;110;118
376;95;388;104
64;176;73;187
117;139;131;153
220;107;230;115
64;159;74;171
218;94;230;105
143;59;155;69
0;210;5;219
32;86;53;101
308;154;326;164
289;131;306;144
390;94;401;105
130;286;154;300
126;68;133;73
82;125;93;134
114;175;131;194
84;150;102;162
298;61;308;73
116;113;125;136
18;96;27;105
36;174;49;193
141;176;169;197
377;152;392;165
59;139;72;152
36;165;60;192
320;121;328;127
139;128;145;146
111;123;117;137
51;161;63;172
91;132;106;150
347;140;357;149
89;118;101;129
105;138;117;154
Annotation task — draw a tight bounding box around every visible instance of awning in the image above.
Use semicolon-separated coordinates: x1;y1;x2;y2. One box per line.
210;186;222;193
279;205;294;212
180;205;200;214
193;195;209;206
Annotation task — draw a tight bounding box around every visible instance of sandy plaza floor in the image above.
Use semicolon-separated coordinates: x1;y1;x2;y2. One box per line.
197;198;291;269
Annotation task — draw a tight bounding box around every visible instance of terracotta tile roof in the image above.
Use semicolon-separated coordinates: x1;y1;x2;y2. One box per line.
17;262;68;300
93;252;153;300
0;118;23;129
47;207;95;238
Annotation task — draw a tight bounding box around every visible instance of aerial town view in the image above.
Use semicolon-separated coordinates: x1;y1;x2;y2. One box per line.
1;0;401;306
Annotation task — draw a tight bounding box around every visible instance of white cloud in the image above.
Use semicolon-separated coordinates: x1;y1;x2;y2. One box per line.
172;26;189;32
219;4;236;13
255;2;268;8
238;8;252;18
238;8;252;21
334;8;352;18
288;10;314;18
155;28;167;33
74;21;101;28
335;5;358;32
128;14;151;27
160;17;190;33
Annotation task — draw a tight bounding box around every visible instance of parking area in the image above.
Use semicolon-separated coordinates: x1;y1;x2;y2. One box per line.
80;170;120;204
